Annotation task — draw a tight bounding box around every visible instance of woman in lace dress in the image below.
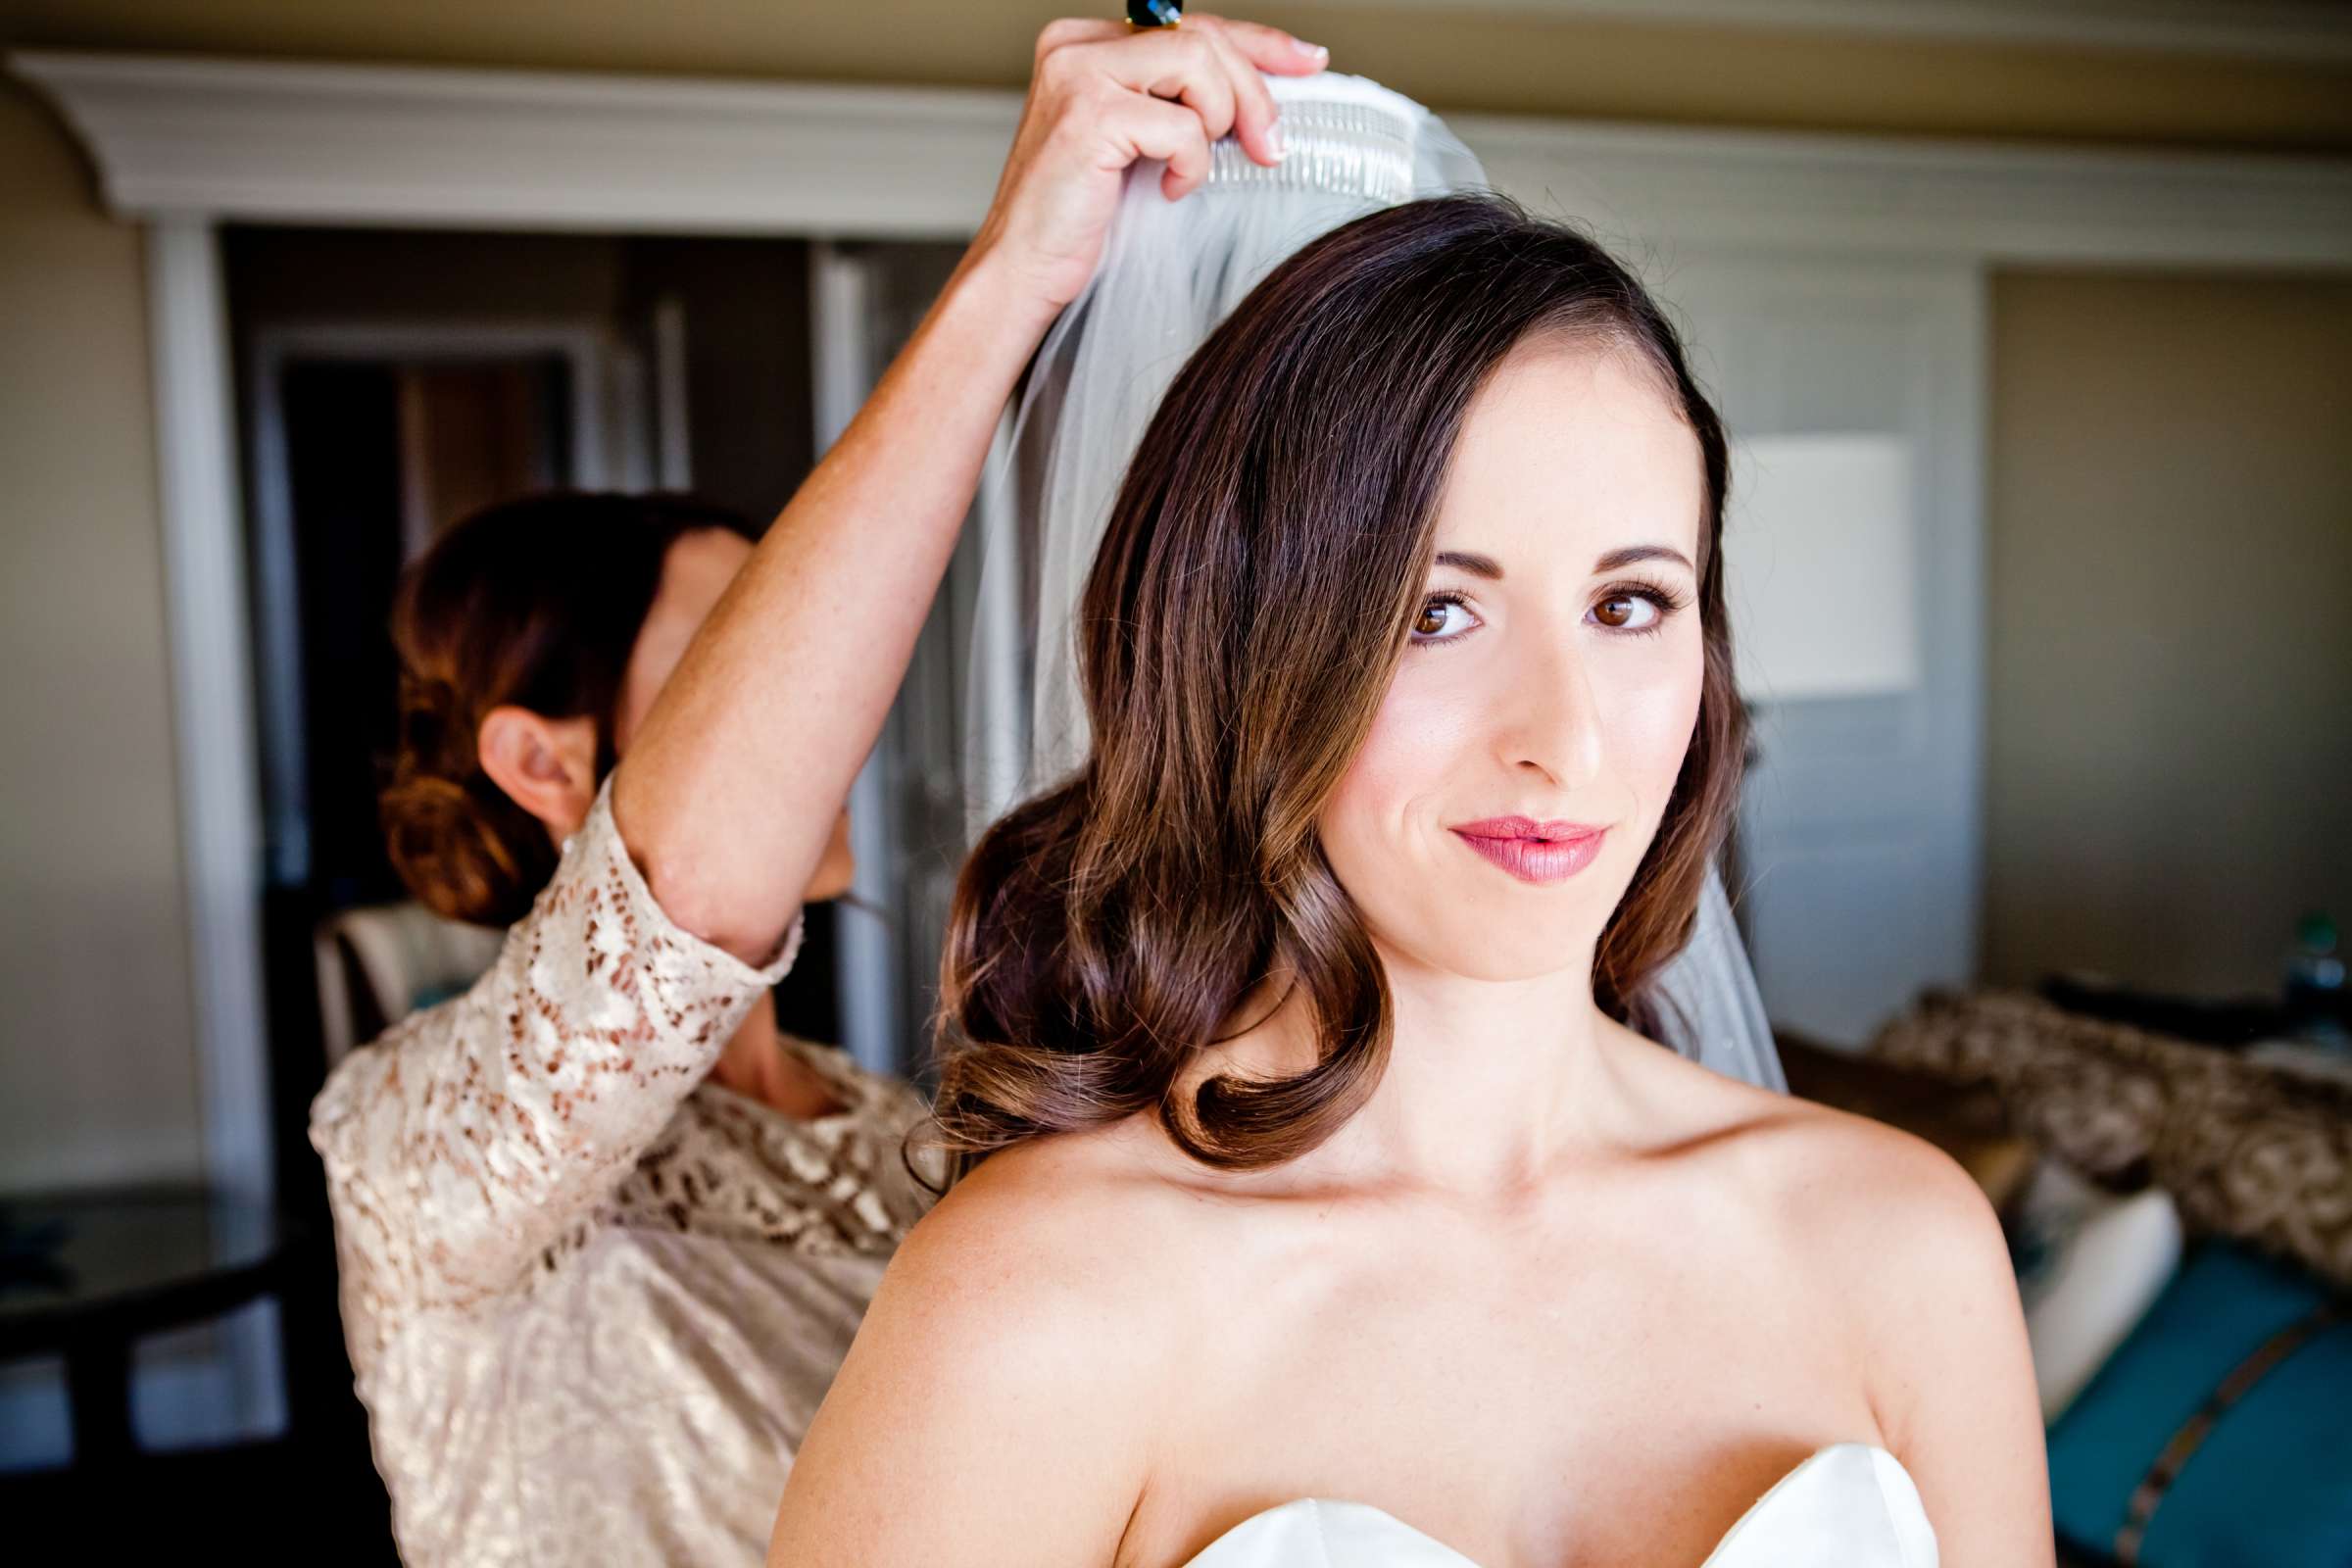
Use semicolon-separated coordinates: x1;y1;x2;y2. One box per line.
308;18;1330;1567
310;493;935;1565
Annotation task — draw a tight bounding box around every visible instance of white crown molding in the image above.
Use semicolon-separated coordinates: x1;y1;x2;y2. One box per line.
10;51;1021;238
1455;113;2352;269
1364;0;2352;64
14;50;2351;271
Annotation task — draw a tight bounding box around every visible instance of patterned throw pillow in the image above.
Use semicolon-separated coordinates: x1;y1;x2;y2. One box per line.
1869;986;2352;1291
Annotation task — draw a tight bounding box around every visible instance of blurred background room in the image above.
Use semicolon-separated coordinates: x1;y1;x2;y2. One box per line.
2;1;2348;1562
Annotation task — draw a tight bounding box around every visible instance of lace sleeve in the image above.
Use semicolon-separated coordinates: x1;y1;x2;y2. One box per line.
309;775;804;1330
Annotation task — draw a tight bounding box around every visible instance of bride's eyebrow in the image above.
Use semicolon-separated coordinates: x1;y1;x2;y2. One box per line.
1434;544;1694;579
1593;544;1694;574
1433;549;1503;579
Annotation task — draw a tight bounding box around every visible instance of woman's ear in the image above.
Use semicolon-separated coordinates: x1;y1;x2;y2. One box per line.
476;705;600;844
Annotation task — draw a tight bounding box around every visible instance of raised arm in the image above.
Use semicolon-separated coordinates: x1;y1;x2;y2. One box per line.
610;13;1326;964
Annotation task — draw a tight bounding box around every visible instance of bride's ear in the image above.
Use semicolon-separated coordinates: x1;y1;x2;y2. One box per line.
476;705;599;843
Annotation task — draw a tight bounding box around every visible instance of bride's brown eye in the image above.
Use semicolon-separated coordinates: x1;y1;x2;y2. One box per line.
1594;595;1635;628
1413;602;1450;638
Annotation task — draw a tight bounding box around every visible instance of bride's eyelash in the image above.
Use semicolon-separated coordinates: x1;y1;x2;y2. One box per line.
1408;577;1693;648
1601;576;1692;640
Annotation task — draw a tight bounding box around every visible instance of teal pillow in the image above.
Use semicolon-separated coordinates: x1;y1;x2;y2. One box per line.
2045;1237;2352;1566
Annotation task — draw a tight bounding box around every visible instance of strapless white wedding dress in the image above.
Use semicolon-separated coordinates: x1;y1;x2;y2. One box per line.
1181;1443;1936;1567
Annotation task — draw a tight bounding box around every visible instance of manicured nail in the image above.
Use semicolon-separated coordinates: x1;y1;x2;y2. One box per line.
1268;118;1288;160
1294;39;1329;64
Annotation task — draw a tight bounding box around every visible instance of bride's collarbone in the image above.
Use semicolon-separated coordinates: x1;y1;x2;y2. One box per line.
1113;1266;1881;1568
1093;1110;1896;1568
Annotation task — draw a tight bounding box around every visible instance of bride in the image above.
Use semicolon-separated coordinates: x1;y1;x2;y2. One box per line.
749;14;2051;1566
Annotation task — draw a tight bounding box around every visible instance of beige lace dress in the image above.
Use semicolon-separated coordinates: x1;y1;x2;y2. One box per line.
310;779;940;1566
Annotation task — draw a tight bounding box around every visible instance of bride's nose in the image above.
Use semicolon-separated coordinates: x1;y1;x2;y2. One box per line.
1489;619;1606;791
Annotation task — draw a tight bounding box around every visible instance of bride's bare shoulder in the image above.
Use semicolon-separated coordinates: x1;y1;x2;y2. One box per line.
1651;1033;2043;1523
1610;1020;2003;1267
879;1115;1197;1338
770;1120;1191;1557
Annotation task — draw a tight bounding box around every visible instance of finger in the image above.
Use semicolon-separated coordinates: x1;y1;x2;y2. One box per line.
1089;27;1239;146
1077;25;1232;124
1191;19;1283;166
1184;14;1329;75
1032;16;1127;68
1106;92;1214;202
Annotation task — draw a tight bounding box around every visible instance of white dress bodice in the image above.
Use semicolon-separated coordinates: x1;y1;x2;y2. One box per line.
1181;1442;1937;1567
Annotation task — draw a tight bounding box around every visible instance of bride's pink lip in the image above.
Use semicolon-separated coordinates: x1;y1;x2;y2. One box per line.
1448;815;1604;841
1448;820;1607;885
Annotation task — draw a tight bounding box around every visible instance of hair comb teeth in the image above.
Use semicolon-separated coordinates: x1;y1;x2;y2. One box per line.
1206;98;1419;203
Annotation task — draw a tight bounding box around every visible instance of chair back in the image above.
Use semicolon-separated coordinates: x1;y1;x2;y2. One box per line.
315;903;506;1070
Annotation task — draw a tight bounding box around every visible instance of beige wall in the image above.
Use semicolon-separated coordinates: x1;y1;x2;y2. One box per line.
1983;269;2352;999
0;78;204;1189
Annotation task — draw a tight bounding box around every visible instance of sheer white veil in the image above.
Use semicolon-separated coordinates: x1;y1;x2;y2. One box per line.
960;69;1785;1095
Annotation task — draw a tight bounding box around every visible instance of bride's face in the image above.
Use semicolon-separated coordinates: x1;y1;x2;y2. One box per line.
1316;334;1707;983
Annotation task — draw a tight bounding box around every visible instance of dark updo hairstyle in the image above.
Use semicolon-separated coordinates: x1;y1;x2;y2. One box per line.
380;490;758;927
925;191;1745;1186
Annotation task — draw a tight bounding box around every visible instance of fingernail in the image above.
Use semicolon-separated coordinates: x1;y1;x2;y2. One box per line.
1295;39;1329;63
1268;118;1288;160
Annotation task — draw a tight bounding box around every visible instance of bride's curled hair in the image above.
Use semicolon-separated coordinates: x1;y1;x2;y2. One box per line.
929;192;1745;1186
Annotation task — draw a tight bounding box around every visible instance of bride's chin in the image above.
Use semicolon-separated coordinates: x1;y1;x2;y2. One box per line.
1369;922;1599;988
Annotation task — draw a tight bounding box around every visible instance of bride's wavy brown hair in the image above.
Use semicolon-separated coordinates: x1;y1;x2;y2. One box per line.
925;191;1744;1187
